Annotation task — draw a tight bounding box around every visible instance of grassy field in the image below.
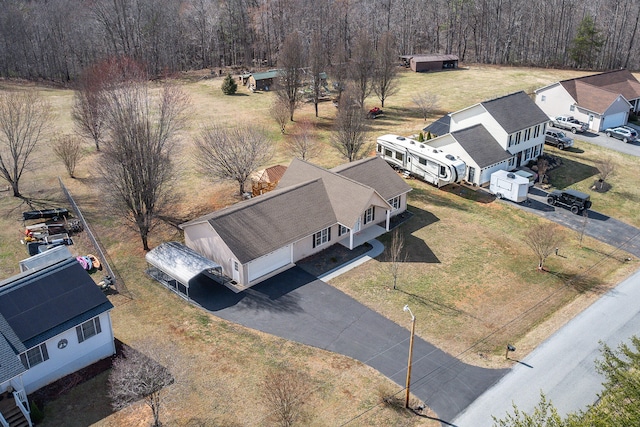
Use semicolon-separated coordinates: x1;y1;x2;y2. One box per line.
0;64;638;426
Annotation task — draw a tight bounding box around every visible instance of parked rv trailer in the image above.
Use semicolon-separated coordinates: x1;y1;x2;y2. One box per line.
376;134;466;187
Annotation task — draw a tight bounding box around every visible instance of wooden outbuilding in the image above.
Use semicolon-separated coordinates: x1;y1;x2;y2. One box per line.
400;54;459;72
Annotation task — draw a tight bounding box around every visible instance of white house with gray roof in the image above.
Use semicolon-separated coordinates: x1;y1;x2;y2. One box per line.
0;256;115;426
423;91;548;186
179;156;411;290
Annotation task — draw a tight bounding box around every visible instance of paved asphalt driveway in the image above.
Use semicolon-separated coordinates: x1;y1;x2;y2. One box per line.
507;187;640;258
188;267;507;423
571;124;640;157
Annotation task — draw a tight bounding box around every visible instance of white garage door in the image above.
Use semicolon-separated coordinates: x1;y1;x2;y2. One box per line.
248;246;292;282
601;112;627;130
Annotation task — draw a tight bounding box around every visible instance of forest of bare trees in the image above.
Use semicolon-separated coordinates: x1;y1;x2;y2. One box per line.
0;0;638;83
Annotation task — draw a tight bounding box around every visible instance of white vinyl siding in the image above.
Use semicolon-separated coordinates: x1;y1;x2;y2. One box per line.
20;343;49;369
76;317;102;343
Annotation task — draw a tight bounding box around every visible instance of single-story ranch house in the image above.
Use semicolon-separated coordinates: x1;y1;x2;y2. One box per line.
179;156;411;291
0;256;115;425
423;91;549;186
535;69;640;131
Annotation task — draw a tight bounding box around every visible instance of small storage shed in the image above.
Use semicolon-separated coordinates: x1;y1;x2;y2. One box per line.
145;241;224;300
248;69;280;91
402;54;459;72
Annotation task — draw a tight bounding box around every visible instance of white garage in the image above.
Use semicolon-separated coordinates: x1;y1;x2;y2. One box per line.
247;245;292;282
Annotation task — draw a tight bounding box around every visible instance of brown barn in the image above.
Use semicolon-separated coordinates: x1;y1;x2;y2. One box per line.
400;54;459;72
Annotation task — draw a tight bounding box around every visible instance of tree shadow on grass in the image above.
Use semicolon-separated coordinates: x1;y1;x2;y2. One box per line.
548;155;600;188
550;271;609;294
376;206;441;263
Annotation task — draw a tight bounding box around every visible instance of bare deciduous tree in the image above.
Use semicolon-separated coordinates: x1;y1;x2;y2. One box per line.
331;89;370;162
73;57;147;152
349;31;375;108
285;119;323;161
524;223;564;271
261;366;309;427
385;229;406;290
412;92;439;121
308;31;327;117
0;91;52;197
537;156;549;184
373;32;399;108
52;134;85;178
100;82;190;251
271;97;290;134
194;125;274;195
596;157;615;190
276;31;306;121
109;342;182;427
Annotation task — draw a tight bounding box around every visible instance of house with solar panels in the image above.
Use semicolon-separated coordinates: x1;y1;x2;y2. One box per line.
0;256;115;425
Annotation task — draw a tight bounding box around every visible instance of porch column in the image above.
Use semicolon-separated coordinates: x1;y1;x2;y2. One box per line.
349;230;354;249
386;210;391;231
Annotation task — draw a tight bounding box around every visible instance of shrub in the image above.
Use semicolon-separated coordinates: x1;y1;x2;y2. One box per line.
30;400;45;423
417;132;424;142
221;74;238;95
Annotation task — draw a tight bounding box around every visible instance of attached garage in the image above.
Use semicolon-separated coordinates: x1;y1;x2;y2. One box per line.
601;112;628;130
247;245;292;282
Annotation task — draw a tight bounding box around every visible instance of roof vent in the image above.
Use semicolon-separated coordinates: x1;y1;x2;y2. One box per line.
396;136;406;141
420;144;425;148
507;173;516;179
445;154;455;161
410;140;415;144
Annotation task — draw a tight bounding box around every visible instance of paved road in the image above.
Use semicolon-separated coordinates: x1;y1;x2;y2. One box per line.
453;267;640;426
188;267;507;423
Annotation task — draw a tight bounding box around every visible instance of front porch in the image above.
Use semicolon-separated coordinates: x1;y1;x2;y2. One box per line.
338;224;386;249
0;387;31;427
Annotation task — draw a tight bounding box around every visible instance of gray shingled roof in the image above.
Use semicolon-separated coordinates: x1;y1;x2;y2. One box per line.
330;156;411;201
423;114;451;136
0;321;26;383
206;179;336;263
451;124;512;168
481;91;549;134
278;159;388;228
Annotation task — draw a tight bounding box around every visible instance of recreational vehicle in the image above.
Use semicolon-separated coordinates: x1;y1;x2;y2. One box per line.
376;134;466;187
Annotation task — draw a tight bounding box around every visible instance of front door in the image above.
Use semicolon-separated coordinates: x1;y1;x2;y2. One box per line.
232;260;240;282
468;167;476;184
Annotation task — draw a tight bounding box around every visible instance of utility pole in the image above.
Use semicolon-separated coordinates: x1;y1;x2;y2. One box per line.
403;305;416;409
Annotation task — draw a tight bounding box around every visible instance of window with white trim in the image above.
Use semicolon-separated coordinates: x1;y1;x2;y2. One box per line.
338;225;348;236
515;131;522;145
524;128;531;141
570;105;575;111
313;227;331;248
363;206;375;224
388;196;400;210
20;343;49;369
534;124;540;138
76;316;102;343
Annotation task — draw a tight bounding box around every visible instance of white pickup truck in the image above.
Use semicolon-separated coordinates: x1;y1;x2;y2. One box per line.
549;116;588;133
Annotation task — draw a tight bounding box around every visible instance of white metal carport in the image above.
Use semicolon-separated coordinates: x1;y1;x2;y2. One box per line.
145;241;223;300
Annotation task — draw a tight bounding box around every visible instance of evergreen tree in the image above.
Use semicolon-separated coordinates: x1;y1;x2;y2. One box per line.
570;16;604;69
221;74;238;95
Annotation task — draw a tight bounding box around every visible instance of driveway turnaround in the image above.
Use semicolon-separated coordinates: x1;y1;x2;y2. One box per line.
453;267;640;426
188;266;507;423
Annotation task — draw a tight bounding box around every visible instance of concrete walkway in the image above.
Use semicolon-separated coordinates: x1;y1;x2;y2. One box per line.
187;240;507;423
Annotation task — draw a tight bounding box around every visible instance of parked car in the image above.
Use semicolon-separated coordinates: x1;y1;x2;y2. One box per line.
604;126;637;143
544;130;574;150
549;116;588;133
546;189;592;214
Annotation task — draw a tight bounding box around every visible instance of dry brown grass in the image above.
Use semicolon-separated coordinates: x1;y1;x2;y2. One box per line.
0;65;637;425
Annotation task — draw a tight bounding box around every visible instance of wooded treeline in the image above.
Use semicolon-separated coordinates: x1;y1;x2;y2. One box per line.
1;0;638;82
